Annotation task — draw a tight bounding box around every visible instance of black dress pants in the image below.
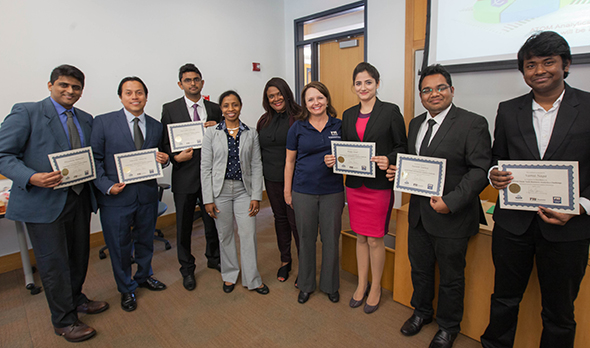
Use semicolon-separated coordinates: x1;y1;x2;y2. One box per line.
26;185;91;328
174;188;220;277
408;219;470;334
265;179;299;263
481;219;590;348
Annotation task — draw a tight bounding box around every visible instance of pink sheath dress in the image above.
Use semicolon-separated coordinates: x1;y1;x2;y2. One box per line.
347;112;394;238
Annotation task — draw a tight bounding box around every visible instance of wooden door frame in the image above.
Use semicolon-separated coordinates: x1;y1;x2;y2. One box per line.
294;0;367;103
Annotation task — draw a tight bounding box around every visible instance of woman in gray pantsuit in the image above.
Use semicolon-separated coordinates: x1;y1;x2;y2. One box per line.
201;90;269;295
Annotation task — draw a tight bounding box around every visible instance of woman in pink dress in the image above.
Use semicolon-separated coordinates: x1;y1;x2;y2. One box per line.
326;62;407;313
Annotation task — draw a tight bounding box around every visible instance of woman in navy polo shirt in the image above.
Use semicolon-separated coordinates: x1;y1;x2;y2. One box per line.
284;81;345;304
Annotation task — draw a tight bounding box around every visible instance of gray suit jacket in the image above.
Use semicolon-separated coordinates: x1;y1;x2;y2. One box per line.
408;104;491;238
201;122;263;204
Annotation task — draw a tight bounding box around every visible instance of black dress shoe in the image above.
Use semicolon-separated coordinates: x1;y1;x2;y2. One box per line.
121;292;137;312
138;276;167;291
400;314;433;336
429;329;458;348
183;274;196;291
223;282;235;293
327;291;339;303
255;283;270;295
207;261;222;272
298;291;311;304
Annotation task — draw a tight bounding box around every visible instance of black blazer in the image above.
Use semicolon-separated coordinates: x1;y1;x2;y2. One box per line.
161;97;222;194
341;98;407;189
408;105;491;238
492;84;590;242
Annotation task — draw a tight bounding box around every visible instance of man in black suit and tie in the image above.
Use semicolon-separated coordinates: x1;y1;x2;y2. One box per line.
0;65;108;342
389;64;491;348
481;31;590;348
161;64;222;291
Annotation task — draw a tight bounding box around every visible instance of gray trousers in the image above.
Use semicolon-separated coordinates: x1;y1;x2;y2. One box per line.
292;191;344;294
214;180;262;290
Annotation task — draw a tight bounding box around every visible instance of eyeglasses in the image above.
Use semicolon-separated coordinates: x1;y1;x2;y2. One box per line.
421;85;451;95
182;78;202;84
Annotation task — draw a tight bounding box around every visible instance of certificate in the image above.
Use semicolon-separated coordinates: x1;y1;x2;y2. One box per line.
167;121;205;152
114;148;163;184
331;141;376;178
48;147;96;189
498;161;579;214
394;153;446;197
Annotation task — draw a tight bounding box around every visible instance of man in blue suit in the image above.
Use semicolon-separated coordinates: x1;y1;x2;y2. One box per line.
0;65;109;342
91;77;169;312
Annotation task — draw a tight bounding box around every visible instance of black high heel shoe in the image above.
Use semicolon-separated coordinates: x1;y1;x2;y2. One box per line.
349;282;371;308
277;261;292;282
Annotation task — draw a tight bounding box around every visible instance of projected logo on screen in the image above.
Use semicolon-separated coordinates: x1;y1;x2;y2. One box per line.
474;0;571;23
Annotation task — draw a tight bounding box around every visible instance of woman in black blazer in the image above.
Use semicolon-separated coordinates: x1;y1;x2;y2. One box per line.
326;62;407;313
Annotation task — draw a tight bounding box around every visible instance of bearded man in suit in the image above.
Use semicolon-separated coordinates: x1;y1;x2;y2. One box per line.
160;64;222;291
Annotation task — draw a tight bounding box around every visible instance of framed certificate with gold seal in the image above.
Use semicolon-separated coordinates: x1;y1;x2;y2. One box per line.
48;146;96;189
167;121;205;152
331;141;376;178
114;148;163;184
498;160;579;214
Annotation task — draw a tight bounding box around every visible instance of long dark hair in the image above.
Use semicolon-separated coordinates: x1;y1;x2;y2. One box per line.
297;81;337;121
257;77;301;131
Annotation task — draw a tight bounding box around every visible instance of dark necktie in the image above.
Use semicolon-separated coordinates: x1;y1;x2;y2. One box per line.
65;110;84;194
133;118;144;150
419;118;436;155
192;104;200;121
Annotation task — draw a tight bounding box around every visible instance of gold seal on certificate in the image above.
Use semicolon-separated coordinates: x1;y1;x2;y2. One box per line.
331;141;376;178
114;148;164;184
48;146;97;189
394;153;446;197
167;121;205;152
498;160;579;214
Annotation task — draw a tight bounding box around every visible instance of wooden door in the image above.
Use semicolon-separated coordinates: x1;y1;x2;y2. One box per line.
319;35;364;119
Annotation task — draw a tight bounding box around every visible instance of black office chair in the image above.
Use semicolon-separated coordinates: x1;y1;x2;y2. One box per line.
98;183;172;260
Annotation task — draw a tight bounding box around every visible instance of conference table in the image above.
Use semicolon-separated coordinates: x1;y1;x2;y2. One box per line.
0;175;41;295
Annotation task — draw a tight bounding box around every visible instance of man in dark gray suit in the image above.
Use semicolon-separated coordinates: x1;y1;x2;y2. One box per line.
161;64;222;291
0;65;108;342
388;64;491;348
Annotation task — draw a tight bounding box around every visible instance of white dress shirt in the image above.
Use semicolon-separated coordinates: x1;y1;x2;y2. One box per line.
415;103;452;155
532;90;564;158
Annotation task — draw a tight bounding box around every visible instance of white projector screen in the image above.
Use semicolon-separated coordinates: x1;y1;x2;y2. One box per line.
425;0;590;72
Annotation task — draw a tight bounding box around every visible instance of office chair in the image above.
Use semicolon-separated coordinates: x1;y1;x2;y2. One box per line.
98;183;172;260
